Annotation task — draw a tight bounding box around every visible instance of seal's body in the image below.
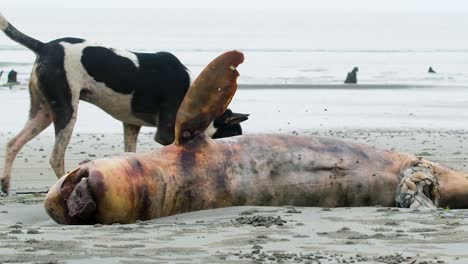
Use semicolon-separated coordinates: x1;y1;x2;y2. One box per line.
45;133;468;224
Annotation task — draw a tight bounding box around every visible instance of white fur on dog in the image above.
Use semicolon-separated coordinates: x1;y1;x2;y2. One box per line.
205;121;216;137
0;13;8;31
61;41;151;126
113;49;140;68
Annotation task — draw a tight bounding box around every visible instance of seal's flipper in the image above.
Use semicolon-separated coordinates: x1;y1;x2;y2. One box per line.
175;50;244;145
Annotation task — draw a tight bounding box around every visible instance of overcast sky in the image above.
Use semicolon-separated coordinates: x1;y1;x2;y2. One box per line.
2;0;468;13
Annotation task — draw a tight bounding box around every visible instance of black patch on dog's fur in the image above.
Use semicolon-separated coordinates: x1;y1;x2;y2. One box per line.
36;38;86;133
81;46;138;94
131;52;190;115
81;49;190;134
50;37;85;45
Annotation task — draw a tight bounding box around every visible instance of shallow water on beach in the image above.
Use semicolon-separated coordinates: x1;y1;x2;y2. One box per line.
0;8;467;86
1;86;468;134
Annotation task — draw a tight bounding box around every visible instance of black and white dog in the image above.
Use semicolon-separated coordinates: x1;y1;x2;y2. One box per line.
0;14;248;193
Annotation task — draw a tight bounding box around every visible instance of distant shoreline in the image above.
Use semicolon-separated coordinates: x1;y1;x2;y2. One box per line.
238;84;468;90
3;84;468;91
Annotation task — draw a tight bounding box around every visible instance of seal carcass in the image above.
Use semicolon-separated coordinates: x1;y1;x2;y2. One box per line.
44;51;468;224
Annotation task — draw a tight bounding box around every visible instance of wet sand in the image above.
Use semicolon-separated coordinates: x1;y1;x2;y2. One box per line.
1;129;468;263
1;204;467;264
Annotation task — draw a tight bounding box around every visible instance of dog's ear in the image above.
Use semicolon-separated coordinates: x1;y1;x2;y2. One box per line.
224;112;249;125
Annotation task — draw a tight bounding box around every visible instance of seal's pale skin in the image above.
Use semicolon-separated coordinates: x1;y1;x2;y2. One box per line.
44;51;468;225
44;134;468;225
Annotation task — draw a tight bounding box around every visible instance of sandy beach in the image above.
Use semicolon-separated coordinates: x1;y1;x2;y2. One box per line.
1;203;467;264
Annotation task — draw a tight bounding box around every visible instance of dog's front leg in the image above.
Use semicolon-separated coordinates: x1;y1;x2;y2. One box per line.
123;123;141;152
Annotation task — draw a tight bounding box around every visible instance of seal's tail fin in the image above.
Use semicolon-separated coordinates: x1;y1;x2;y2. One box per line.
174;50;244;145
0;13;44;54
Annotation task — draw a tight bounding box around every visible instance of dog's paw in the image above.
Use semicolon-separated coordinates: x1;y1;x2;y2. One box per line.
1;178;9;195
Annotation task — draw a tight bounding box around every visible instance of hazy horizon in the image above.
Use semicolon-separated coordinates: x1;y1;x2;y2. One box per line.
1;1;468;86
2;0;468;13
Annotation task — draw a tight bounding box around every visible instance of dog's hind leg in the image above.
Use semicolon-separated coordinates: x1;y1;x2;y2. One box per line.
123;123;141;152
2;86;52;193
38;49;82;178
49;96;79;178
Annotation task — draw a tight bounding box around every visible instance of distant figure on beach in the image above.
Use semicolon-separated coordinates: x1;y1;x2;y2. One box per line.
7;69;17;83
428;67;436;73
344;67;358;84
0;70;3;80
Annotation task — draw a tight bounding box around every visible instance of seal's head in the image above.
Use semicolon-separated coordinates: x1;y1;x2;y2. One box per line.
44;167;95;224
46;155;174;225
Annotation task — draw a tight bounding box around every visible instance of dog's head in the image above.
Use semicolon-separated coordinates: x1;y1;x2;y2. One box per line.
209;109;249;139
352;67;359;73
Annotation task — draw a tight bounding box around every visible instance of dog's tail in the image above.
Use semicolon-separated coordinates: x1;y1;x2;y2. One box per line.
0;13;44;54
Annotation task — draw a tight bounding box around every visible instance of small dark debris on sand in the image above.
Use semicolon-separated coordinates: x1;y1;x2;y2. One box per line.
337;227;351;232
26;229;41;234
235;215;286;227
226;250;441;264
239;209;260;215
415;151;433;156
384;221;400;226
409;227;438;233
284;206;302;214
